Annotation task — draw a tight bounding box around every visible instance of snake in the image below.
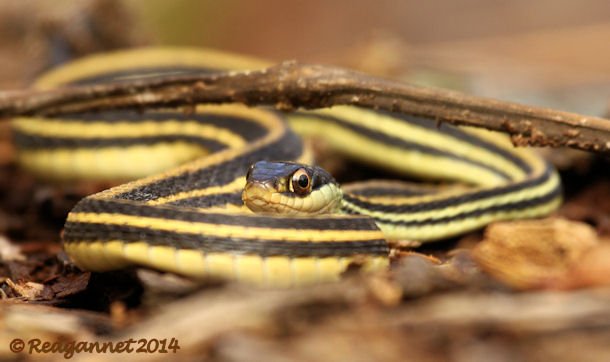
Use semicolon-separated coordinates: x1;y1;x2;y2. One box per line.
11;47;562;287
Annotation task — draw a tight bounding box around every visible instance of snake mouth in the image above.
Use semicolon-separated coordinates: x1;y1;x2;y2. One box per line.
242;181;314;215
242;181;277;213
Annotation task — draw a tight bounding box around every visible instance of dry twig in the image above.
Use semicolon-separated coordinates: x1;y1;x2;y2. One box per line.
0;62;609;153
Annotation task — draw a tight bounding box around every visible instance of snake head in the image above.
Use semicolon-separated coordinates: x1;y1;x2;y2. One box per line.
242;161;343;215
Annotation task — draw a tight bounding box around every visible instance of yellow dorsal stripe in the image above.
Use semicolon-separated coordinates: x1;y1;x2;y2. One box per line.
342;172;560;222
34;46;270;89
12;119;246;149
147;177;245;205
312;106;529;181
67;212;384;242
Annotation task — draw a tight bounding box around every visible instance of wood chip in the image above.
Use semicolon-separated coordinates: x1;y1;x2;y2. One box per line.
5;279;50;300
553;242;610;289
365;274;402;306
472;218;598;290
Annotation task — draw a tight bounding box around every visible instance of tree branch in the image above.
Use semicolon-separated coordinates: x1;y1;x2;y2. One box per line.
1;61;609;153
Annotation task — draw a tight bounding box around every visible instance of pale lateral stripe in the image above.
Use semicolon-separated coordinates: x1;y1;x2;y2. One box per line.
307;106;528;180
379;198;562;241
345;187;467;206
18;143;208;181
290;116;509;186
342;171;560;223
67;212;384;242
34;46;270;89
92;105;286;199
344;158;547;208
13;119;246;149
146;176;245;205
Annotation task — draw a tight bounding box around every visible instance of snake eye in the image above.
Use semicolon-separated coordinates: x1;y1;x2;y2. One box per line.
291;168;311;195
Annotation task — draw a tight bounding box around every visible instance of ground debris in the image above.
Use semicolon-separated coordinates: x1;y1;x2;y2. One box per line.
560;179;610;236
3;279;51;301
551;241;610;289
0;234;91;303
1;166;610;361
0;303;114;359
0;235;24;262
69;275;610;362
472;218;598;290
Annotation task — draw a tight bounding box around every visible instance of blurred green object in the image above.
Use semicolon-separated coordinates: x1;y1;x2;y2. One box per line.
128;0;239;47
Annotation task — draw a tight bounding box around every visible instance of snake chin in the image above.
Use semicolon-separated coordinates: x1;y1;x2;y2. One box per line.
241;181;273;213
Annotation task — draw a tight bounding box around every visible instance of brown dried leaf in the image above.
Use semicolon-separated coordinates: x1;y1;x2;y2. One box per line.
5;279;52;300
472;218;598;290
49;271;90;298
553;242;610;289
392;250;442;264
365;274;402;306
392;254;455;297
440;249;490;286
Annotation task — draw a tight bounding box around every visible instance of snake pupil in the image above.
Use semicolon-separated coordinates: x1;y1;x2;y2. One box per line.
298;174;309;188
291;168;311;195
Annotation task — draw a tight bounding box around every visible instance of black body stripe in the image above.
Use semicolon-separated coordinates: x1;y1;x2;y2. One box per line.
71;198;381;231
64;222;388;257
13;131;227;151
165;192;244;208
308;113;514;181
343;162;556;213
361;186;562;227
38;112;269;142
376;110;532;173
348;187;437;197
114;129;303;202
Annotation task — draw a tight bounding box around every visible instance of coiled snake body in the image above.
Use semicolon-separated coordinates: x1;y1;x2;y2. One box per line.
11;47;562;287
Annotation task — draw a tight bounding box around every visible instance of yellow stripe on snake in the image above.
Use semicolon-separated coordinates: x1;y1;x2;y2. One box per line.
11;47;562;287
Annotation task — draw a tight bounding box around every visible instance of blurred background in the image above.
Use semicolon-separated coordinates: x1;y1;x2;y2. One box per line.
1;0;609;115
